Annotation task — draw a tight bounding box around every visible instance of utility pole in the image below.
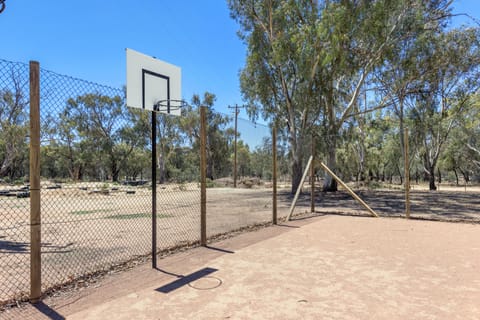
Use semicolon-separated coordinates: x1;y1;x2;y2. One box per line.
228;104;245;188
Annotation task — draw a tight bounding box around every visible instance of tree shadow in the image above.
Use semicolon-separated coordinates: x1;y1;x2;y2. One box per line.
0;236;29;253
287;189;480;223
0;238;74;254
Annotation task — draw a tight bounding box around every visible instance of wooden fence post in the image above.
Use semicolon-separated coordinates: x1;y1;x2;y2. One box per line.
200;106;207;245
404;128;410;219
286;156;313;221
310;134;315;213
319;162;379;218
272;124;277;224
29;61;41;303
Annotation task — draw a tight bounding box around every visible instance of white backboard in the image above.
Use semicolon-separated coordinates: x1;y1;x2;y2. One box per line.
126;48;181;115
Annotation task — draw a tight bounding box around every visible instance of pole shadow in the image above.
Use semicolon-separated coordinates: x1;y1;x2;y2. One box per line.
204;245;234;254
32;301;65;320
155;267;218;294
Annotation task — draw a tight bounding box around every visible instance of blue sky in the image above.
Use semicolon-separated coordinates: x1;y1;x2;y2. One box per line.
1;1;247;116
1;0;479;118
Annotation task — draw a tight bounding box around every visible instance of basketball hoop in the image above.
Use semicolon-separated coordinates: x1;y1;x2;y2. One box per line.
154;99;189;114
0;0;6;14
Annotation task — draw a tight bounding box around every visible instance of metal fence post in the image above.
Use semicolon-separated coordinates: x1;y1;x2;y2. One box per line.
29;61;41;303
200;106;207;245
152;111;157;268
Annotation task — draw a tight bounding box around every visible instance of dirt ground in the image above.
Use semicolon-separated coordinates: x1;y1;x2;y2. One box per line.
311;186;480;223
1;182;480;308
0;184;293;304
3;214;480;320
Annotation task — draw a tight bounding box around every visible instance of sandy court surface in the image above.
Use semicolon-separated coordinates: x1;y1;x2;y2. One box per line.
6;215;477;319
0;186;292;302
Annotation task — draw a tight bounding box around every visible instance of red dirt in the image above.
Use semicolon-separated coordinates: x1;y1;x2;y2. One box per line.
4;215;480;320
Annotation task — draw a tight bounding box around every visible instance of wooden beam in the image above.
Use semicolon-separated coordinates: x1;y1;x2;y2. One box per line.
310;134;315;213
286;156;313;221
29;61;41;303
319;162;379;218
404;128;410;219
272;124;277;224
200;106;207;245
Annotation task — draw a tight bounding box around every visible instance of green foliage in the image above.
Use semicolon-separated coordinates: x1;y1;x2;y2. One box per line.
70;209;113;215
3;10;480;191
0;85;29;179
105;213;171;220
228;0;454;192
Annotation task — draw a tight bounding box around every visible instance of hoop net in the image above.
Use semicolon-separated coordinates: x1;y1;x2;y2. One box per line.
153;99;188;114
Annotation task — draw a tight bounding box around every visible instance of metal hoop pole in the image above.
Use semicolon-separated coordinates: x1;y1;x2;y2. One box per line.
152;111;157;268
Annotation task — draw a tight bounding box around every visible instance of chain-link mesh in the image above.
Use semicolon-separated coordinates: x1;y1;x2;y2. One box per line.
3;55;479;311
205;112;290;237
0;58;314;307
154;111;200;250
0;59;31;303
0;59;202;306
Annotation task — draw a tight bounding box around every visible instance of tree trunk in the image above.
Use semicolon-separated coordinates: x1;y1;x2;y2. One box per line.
288;125;303;194
323;140;338;192
291;158;303;194
158;152;166;184
0;144;16;178
111;158;120;182
397;164;403;185
112;167;120;182
428;166;437;190
460;169;469;184
207;151;214;180
453;168;458;186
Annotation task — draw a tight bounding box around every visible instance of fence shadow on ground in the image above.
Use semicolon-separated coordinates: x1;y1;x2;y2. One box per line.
288;189;480;224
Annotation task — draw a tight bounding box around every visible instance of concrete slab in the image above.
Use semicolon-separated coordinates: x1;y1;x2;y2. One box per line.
63;215;480;320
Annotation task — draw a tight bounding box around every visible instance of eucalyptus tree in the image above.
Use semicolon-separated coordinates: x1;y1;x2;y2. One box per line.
312;0;454;191
181;92;234;180
465;93;480;169
228;0;322;193
229;0;451;192
0;76;28;179
48;108;85;180
440;125;477;185
155;113;183;183
66;93;148;182
408;27;480;190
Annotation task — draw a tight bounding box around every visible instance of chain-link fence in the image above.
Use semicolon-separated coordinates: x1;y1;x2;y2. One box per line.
0;59;203;305
1;58;297;307
0;59;31;303
6;54;478;310
204;112;292;237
